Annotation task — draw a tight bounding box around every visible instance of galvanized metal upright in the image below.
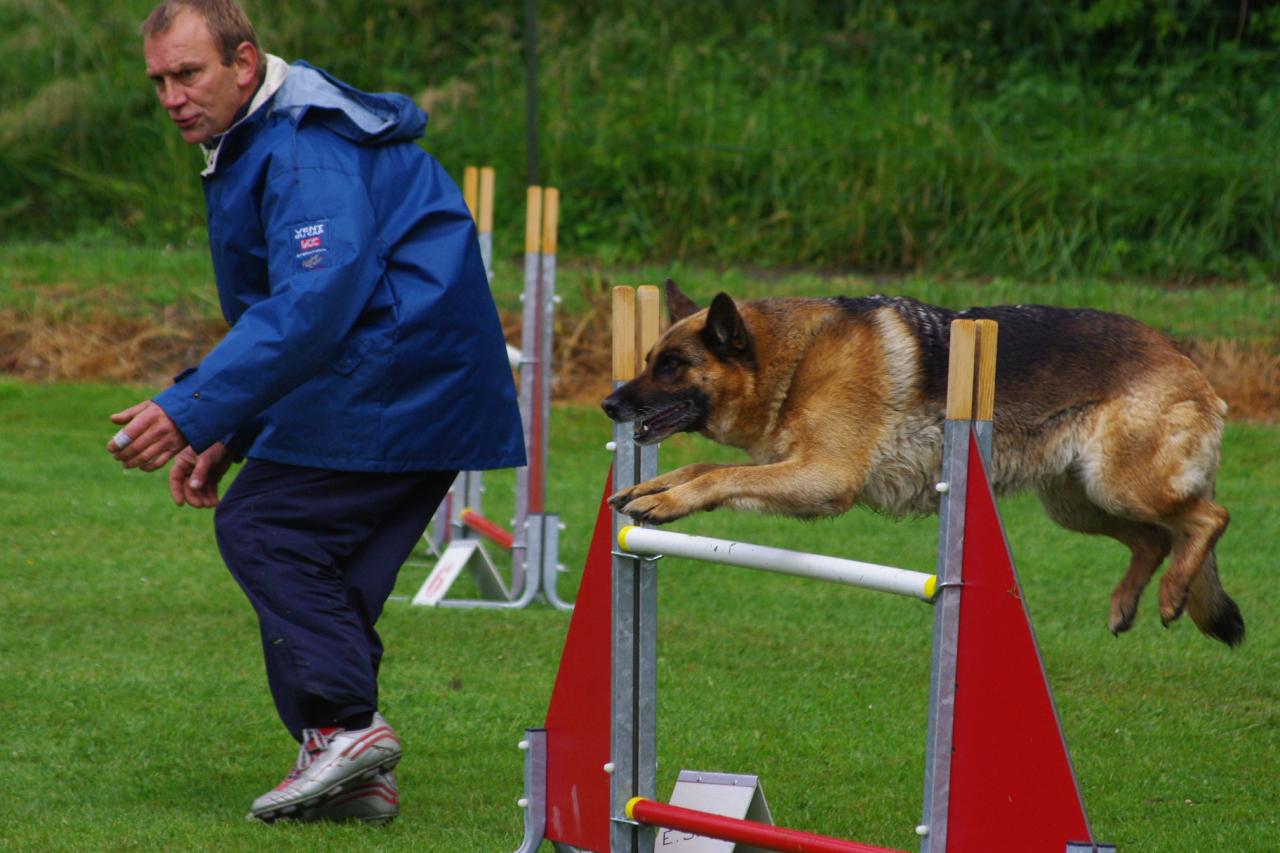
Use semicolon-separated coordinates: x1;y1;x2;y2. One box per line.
609;285;661;852
418;178;570;610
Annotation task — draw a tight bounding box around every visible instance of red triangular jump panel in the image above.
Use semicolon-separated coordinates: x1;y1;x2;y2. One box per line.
542;472;614;852
948;434;1094;852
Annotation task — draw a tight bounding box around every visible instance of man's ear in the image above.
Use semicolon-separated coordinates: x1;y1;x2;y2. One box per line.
233;40;260;90
700;292;751;359
665;278;700;323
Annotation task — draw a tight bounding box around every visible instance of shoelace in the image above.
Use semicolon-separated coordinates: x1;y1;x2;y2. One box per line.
302;727;336;755
279;727;339;787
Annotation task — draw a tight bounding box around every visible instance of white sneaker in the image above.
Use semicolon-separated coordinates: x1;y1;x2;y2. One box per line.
301;770;399;824
248;713;401;822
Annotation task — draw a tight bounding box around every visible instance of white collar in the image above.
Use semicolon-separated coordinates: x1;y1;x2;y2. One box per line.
200;54;290;177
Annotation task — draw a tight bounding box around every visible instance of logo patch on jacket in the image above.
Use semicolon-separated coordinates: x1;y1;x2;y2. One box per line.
291;220;329;271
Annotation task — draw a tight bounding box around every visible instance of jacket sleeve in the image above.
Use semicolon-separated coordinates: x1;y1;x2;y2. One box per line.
154;149;384;452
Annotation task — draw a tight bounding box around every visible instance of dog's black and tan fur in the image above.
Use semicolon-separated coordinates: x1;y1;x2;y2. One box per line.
603;281;1244;646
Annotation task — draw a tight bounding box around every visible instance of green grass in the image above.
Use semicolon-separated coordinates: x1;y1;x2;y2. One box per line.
2;379;1277;851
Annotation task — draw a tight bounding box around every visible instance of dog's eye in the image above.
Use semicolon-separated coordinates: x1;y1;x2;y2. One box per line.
654;354;685;380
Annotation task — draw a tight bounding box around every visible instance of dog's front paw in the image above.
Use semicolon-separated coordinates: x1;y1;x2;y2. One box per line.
621;492;690;525
608;482;667;511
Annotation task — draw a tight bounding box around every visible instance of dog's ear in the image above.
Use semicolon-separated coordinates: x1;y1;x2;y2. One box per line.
700;292;751;360
665;279;700;323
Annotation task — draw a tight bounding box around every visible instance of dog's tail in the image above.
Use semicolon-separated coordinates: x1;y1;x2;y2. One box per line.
1184;550;1245;647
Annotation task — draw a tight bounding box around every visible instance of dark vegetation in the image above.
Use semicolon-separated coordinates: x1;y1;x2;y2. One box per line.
5;0;1280;281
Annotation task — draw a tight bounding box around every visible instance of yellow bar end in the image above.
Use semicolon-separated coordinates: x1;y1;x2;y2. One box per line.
625;796;647;820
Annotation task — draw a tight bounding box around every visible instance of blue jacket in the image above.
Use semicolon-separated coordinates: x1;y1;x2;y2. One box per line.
154;60;525;473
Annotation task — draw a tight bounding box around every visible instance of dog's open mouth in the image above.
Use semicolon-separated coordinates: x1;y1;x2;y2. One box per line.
635;401;693;444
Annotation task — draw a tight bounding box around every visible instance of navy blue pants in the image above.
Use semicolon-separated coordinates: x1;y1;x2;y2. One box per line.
214;460;456;740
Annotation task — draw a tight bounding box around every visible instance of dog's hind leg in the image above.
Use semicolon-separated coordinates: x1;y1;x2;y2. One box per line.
1066;467;1242;645
1035;474;1171;636
1159;496;1238;642
1077;390;1241;645
1105;523;1172;636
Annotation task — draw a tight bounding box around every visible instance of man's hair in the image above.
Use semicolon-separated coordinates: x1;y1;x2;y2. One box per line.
141;0;260;66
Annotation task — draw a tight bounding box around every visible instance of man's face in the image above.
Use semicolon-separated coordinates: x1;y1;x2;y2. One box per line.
144;10;257;145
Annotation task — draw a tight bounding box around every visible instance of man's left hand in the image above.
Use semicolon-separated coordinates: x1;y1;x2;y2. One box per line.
107;401;188;471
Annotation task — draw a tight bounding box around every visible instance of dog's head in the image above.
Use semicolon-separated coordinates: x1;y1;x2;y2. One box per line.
601;279;755;444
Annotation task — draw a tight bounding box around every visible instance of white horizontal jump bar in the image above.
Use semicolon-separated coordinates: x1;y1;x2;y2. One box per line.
617;525;937;601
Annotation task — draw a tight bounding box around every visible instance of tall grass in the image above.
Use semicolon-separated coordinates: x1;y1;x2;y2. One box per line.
3;1;1280;280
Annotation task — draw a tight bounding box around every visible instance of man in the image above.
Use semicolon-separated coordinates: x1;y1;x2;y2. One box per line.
109;0;525;825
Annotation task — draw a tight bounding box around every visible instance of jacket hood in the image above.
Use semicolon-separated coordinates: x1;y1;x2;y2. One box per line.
201;57;428;177
271;60;427;145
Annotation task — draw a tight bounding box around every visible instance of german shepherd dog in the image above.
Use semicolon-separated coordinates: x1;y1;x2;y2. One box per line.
602;281;1244;647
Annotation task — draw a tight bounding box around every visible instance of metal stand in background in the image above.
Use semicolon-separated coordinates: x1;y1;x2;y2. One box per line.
412;172;572;610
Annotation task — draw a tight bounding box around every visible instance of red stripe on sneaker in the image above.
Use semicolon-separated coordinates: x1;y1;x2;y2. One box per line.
328;786;399;807
370;782;397;798
341;726;401;759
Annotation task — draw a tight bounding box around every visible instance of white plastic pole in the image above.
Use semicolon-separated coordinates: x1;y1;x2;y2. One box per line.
617;526;937;601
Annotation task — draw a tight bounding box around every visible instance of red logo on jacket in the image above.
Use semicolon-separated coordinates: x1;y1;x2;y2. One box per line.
291;221;329;271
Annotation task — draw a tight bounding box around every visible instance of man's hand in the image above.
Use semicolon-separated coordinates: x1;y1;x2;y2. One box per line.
168;443;234;508
107;401;188;471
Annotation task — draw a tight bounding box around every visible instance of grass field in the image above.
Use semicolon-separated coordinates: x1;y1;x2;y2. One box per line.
2;378;1277;851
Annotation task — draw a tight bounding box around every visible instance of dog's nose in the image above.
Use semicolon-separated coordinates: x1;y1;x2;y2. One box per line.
601;392;620;421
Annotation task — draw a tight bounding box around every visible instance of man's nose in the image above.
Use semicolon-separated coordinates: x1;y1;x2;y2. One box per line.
157;80;186;109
